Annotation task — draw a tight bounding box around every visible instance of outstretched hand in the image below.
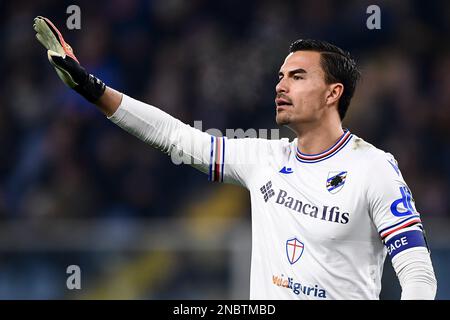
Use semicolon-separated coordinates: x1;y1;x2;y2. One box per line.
33;16;106;103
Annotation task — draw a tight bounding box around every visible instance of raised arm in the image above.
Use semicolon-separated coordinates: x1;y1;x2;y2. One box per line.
33;16;212;173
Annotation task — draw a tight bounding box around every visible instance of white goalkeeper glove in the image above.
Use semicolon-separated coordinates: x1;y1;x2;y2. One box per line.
33;16;106;103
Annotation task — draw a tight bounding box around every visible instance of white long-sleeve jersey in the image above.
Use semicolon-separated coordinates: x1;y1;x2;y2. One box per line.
108;94;437;300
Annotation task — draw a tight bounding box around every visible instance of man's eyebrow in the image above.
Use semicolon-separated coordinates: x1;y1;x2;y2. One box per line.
278;68;307;77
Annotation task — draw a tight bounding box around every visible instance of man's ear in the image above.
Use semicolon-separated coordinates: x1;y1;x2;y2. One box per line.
326;83;344;106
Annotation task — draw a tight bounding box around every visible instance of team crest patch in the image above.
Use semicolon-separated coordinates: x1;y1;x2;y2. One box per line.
326;171;347;194
286;238;304;265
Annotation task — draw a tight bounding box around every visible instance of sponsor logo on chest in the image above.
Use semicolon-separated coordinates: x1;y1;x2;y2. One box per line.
260;181;350;224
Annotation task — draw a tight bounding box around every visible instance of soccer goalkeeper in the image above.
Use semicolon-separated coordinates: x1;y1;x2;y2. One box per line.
33;16;437;299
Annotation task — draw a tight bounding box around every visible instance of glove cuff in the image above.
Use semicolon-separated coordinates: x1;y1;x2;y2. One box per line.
74;73;106;103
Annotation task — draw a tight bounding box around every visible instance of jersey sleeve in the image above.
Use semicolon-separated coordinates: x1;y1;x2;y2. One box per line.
209;136;276;187
108;94;212;174
108;94;274;188
366;152;429;259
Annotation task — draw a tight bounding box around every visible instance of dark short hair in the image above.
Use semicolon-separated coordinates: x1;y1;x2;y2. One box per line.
289;39;361;120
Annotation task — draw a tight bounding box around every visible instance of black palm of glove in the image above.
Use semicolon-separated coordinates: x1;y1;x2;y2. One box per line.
34;16;106;103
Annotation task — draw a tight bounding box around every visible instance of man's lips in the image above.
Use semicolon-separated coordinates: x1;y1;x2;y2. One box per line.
275;98;293;109
276;105;290;112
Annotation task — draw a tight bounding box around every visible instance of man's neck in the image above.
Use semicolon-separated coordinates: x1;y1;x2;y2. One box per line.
295;122;345;155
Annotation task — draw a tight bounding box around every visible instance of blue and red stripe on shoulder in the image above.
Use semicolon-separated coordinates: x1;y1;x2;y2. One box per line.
209;136;225;182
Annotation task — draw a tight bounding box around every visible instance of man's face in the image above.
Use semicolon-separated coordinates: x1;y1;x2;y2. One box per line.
275;51;330;128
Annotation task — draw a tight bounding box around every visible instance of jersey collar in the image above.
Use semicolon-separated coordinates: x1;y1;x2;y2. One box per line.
295;129;353;163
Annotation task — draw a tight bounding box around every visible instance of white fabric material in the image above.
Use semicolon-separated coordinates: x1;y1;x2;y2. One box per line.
392;247;437;300
107;94;437;300
108;94;211;174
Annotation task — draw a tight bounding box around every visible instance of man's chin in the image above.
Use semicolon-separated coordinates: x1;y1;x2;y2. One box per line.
275;113;290;126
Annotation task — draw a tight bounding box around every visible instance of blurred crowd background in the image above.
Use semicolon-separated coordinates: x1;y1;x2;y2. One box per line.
0;0;449;299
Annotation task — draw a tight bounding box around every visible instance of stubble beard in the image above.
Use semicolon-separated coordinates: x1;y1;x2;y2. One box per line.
276;110;291;126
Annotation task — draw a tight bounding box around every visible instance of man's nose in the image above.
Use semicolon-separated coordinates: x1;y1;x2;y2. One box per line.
276;78;288;94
